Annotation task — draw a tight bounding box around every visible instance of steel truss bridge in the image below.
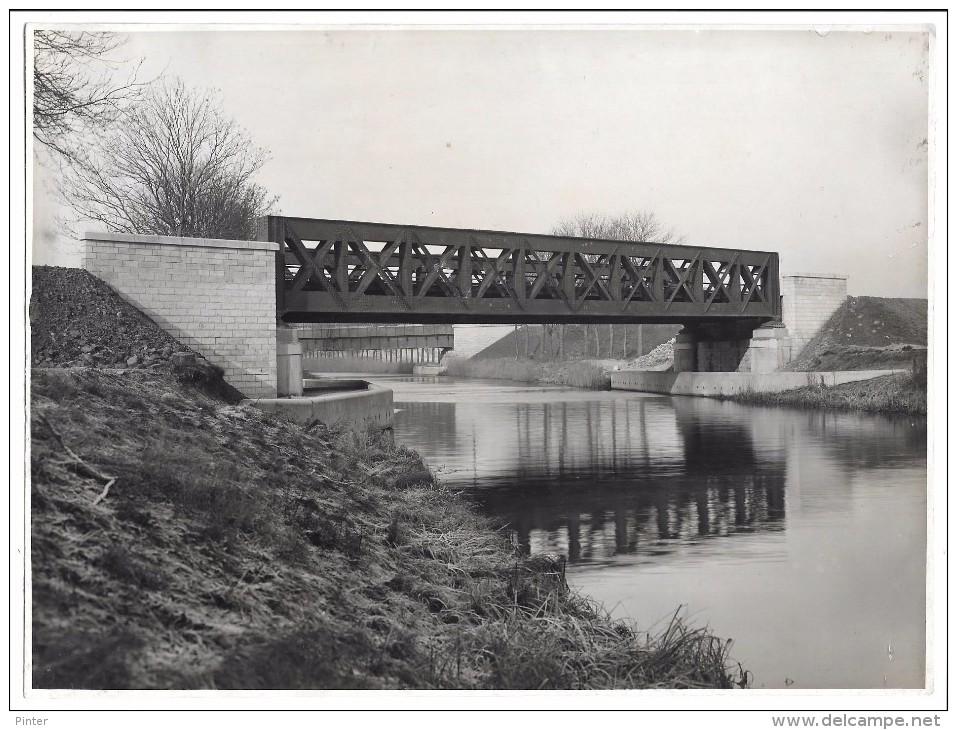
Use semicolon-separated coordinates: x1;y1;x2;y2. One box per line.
263;216;781;326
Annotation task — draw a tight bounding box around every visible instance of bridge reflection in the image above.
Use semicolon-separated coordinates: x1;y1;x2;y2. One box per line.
392;389;924;565
395;394;788;563
387;379;926;690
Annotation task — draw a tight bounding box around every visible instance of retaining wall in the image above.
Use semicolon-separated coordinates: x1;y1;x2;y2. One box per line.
781;273;848;356
80;231;279;398
611;369;904;397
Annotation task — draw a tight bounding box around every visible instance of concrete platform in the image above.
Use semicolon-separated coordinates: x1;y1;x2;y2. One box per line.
412;364;448;375
610;369;906;397
302;377;369;391
242;381;394;429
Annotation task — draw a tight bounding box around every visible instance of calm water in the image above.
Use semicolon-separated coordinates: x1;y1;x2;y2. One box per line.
365;374;927;690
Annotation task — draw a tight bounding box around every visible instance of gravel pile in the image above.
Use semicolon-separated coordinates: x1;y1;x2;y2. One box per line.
30;266;202;371
622;339;675;371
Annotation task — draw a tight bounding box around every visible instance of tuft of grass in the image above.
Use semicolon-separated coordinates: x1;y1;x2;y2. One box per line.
729;373;926;416
99;543;167;591
33;627;145;690
910;350;927;392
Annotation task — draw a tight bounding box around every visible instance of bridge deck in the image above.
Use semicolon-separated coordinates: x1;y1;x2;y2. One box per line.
262;216;781;325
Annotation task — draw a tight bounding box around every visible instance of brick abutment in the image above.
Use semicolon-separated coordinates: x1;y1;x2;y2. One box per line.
81;232;280;398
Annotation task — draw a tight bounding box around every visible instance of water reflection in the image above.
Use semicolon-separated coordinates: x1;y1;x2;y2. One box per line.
396;395;791;564
383;377;927;689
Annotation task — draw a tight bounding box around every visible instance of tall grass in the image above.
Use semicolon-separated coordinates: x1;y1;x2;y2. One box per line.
730;373;926;416
444;357;611;390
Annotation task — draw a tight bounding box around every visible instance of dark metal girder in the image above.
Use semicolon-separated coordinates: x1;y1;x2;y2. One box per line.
281;291;776;324
263;216;782;325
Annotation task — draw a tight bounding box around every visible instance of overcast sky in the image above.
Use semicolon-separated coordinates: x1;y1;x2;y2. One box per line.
32;26;931;297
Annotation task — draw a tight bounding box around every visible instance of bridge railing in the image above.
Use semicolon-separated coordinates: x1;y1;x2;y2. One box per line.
261;216;781;324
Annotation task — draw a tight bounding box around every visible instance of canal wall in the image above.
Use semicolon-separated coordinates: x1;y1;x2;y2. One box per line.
242;381;394;429
611;369;905;397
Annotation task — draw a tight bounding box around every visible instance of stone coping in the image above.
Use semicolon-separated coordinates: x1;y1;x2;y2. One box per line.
81;231;279;252
782;272;848;280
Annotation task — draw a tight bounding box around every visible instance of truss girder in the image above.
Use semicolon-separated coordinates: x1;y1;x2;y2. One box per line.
268;217;781;323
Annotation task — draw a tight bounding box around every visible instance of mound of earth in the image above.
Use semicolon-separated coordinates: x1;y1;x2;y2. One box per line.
789;296;928;372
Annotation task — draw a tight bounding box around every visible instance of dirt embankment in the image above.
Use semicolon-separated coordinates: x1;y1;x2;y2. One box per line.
28;267;746;690
788;296;927;372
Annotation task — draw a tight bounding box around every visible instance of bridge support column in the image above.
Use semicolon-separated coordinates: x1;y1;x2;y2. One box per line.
673;328;698;373
675;322;787;373
747;325;793;374
277;325;303;397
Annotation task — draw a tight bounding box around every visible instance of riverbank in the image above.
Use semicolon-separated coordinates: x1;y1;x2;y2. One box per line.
31;365;748;689
727;372;926;416
443;356;614;389
29;266;750;689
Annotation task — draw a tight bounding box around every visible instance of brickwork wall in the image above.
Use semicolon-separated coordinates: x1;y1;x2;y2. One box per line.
781;273;848;355
80;232;279;398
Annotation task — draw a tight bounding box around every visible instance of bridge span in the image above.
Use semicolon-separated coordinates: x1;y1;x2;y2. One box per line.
80;220;835;399
261;216;782;327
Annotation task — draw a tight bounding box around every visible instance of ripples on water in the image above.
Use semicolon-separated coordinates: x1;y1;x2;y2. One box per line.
370;375;927;690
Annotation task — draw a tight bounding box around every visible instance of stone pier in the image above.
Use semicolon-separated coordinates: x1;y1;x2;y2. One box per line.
673;321;791;375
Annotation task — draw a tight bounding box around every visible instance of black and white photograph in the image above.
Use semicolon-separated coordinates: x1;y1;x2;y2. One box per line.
11;9;946;723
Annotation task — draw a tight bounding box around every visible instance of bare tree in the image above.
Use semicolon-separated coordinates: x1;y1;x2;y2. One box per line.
551;210;685;245
58;79;277;239
33;30;152;164
552;210;685;362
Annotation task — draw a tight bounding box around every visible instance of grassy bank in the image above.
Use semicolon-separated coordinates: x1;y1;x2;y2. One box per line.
728;372;926;416
31;366;747;689
444;356;613;390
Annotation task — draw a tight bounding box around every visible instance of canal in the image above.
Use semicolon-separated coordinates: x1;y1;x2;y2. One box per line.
365;374;927;690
